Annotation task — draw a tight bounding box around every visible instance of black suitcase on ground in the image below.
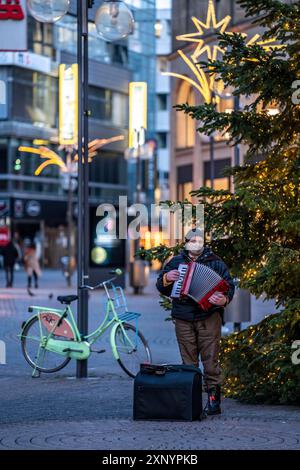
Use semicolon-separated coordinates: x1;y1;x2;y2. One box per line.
133;364;203;421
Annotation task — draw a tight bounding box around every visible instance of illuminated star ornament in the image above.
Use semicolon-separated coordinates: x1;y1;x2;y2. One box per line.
176;0;231;63
163;0;282;104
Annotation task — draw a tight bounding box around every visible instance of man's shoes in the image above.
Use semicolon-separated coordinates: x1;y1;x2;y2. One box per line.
206;386;221;415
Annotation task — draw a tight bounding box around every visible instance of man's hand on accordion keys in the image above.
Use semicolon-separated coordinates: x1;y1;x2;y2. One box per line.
208;291;228;307
166;270;180;282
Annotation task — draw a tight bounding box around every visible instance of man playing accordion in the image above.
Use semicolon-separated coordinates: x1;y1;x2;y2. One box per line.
156;228;235;415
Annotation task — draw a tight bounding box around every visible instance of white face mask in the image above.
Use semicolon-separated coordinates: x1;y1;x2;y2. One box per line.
185;240;204;253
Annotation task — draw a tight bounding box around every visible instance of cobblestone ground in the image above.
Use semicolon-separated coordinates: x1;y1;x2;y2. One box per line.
0;269;299;450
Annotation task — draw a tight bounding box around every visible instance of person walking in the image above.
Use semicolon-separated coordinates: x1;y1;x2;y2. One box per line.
24;242;41;290
156;228;235;415
2;241;19;287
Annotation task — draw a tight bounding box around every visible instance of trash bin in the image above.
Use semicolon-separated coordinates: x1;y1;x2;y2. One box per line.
129;259;149;294
224;279;251;324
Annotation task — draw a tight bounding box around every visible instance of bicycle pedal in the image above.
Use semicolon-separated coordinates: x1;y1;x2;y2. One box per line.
91;348;106;354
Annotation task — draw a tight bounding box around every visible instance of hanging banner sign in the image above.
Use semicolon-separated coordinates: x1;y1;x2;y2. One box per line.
129;82;147;149
0;0;27;51
59;64;78;146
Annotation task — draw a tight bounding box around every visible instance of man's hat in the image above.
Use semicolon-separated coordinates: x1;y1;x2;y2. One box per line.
184;228;203;242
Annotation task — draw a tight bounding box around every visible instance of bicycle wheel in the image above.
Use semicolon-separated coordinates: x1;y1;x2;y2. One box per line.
21;315;71;373
114;322;152;378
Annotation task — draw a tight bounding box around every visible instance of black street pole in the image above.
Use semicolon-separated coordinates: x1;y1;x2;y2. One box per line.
133;130;142;295
76;0;90;379
234;94;240;167
210;91;216;190
233;93;241;334
210;135;215;190
67;150;74;288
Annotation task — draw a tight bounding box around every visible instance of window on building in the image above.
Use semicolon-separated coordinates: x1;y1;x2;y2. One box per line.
112;92;128;127
204;158;231;190
0;140;7;190
28;16;55;59
157;94;168;111
90;151;126;186
158;57;169;73
178;182;193;201
88;87;128;127
176;82;195;149
157;132;168;149
12;69;57;128
89;86;112;122
177;164;193;201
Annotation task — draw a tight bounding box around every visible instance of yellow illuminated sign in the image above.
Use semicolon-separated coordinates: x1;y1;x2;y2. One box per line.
59;64;78;145
129;82;147;148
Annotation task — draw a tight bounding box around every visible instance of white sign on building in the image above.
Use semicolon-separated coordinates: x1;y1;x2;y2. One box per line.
0;51;51;74
0;0;27;51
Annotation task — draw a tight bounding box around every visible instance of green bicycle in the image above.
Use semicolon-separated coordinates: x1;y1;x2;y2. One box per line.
20;270;152;378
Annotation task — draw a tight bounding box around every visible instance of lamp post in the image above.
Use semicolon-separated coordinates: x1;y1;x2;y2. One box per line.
233;94;240;167
210;90;217;190
27;0;134;378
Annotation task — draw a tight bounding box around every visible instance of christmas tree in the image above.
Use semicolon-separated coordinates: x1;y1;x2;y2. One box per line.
141;0;300;404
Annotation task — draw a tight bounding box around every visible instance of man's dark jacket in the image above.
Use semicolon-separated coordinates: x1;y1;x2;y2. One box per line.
156;247;235;322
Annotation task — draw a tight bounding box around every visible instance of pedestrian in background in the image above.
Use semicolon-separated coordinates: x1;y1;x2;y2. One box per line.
24;242;41;290
2;241;19;288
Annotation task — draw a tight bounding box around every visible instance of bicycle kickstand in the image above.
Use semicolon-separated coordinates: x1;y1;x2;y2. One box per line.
32;367;41;379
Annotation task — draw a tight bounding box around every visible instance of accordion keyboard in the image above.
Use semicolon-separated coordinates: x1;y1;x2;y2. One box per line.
171;264;189;298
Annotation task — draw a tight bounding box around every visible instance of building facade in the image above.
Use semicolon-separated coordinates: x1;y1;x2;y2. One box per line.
0;0;156;269
168;0;291;201
155;0;171;202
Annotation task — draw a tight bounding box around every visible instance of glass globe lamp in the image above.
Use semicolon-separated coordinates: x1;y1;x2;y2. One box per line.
95;1;134;42
27;0;70;23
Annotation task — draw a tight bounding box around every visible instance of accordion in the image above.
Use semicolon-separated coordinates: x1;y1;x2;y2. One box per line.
171;262;229;310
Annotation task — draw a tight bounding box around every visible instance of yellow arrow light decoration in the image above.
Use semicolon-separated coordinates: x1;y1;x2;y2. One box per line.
18;135;125;177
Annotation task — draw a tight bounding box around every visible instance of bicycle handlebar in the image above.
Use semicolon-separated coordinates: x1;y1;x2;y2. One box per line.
79;269;123;291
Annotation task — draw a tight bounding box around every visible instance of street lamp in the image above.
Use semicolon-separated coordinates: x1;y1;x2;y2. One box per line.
27;0;133;378
95;0;134;42
27;0;70;23
27;1;134;40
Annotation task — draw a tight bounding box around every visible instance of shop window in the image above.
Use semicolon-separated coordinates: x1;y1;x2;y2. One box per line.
0;141;7;190
177;164;193;201
176;82;195;149
178;182;193;201
204;158;231;191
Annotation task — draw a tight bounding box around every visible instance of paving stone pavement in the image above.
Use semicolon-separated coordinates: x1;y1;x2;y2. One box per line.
0;269;299;450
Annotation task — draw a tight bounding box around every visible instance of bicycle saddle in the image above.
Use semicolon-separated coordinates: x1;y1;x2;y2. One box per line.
57;295;78;305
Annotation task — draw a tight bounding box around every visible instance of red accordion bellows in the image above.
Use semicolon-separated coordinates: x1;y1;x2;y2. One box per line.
171;261;229;310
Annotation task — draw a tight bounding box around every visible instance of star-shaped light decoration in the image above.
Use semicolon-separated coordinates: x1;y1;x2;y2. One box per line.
176;0;231;63
162;0;283;104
